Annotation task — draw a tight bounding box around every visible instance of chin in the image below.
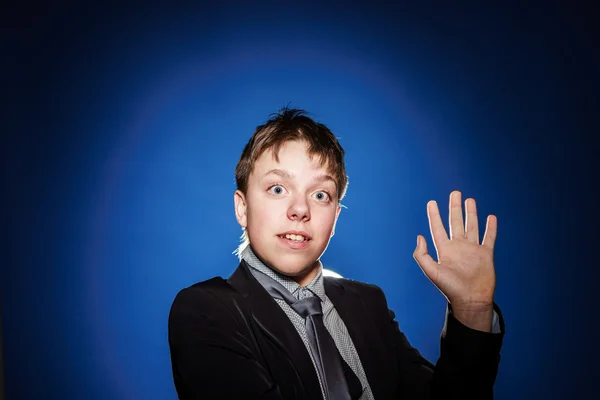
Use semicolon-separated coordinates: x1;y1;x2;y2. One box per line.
269;256;319;278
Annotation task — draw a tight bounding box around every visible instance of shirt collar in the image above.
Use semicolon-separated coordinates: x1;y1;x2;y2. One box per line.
241;245;326;302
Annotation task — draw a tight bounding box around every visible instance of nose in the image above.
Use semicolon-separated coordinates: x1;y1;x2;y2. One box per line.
287;195;310;222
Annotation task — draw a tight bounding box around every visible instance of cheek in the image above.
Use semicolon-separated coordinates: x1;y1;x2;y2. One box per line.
314;208;338;236
247;202;281;234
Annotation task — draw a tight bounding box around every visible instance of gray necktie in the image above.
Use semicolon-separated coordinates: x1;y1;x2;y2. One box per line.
251;269;352;400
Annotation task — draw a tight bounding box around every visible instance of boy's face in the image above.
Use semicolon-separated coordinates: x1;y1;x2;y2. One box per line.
234;140;341;286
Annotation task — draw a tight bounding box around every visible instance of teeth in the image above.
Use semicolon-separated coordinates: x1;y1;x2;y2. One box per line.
282;234;307;242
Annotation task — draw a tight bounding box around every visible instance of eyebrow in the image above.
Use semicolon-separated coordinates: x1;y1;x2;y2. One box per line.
262;168;337;186
262;168;293;180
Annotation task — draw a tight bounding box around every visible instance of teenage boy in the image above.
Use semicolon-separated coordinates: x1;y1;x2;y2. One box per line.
168;107;504;400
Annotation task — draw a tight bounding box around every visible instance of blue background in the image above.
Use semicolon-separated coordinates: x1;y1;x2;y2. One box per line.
2;2;598;399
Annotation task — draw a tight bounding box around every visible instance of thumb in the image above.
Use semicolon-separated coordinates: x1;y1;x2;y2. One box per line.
413;235;438;282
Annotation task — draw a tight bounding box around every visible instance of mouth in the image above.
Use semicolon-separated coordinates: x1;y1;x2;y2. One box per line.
276;231;312;243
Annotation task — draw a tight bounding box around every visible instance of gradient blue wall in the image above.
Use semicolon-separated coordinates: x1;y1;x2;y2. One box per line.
3;3;597;399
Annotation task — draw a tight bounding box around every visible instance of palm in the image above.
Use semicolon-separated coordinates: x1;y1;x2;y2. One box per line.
413;191;497;307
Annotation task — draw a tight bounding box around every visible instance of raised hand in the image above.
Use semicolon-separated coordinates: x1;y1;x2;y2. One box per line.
413;190;497;331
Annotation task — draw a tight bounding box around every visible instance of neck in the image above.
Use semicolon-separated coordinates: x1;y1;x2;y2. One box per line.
290;261;322;287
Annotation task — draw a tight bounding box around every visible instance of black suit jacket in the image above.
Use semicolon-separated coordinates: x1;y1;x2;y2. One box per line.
168;261;504;399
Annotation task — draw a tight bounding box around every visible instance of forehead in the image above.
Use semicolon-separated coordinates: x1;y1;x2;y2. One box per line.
253;140;332;176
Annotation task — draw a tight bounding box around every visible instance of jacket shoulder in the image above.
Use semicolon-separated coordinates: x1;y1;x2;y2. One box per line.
169;276;243;320
178;276;235;297
325;276;395;318
326;276;386;297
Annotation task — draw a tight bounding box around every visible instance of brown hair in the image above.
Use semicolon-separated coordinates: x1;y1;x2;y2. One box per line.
235;106;349;202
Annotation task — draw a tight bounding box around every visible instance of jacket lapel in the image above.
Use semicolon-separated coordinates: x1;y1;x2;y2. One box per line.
228;261;322;400
324;278;397;400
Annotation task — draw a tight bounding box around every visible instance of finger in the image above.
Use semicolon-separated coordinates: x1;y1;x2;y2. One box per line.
482;214;498;250
427;200;449;252
464;197;480;243
413;235;439;283
449;190;465;240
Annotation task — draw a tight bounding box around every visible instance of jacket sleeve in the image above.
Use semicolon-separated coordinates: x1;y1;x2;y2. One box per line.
168;285;284;400
374;287;505;399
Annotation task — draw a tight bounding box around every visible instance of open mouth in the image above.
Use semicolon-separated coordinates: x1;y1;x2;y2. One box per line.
277;233;309;242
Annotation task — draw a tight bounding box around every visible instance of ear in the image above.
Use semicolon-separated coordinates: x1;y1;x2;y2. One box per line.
331;204;342;237
234;190;248;228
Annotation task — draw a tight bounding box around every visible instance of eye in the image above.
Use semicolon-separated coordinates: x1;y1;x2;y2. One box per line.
268;184;286;195
313;191;330;202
